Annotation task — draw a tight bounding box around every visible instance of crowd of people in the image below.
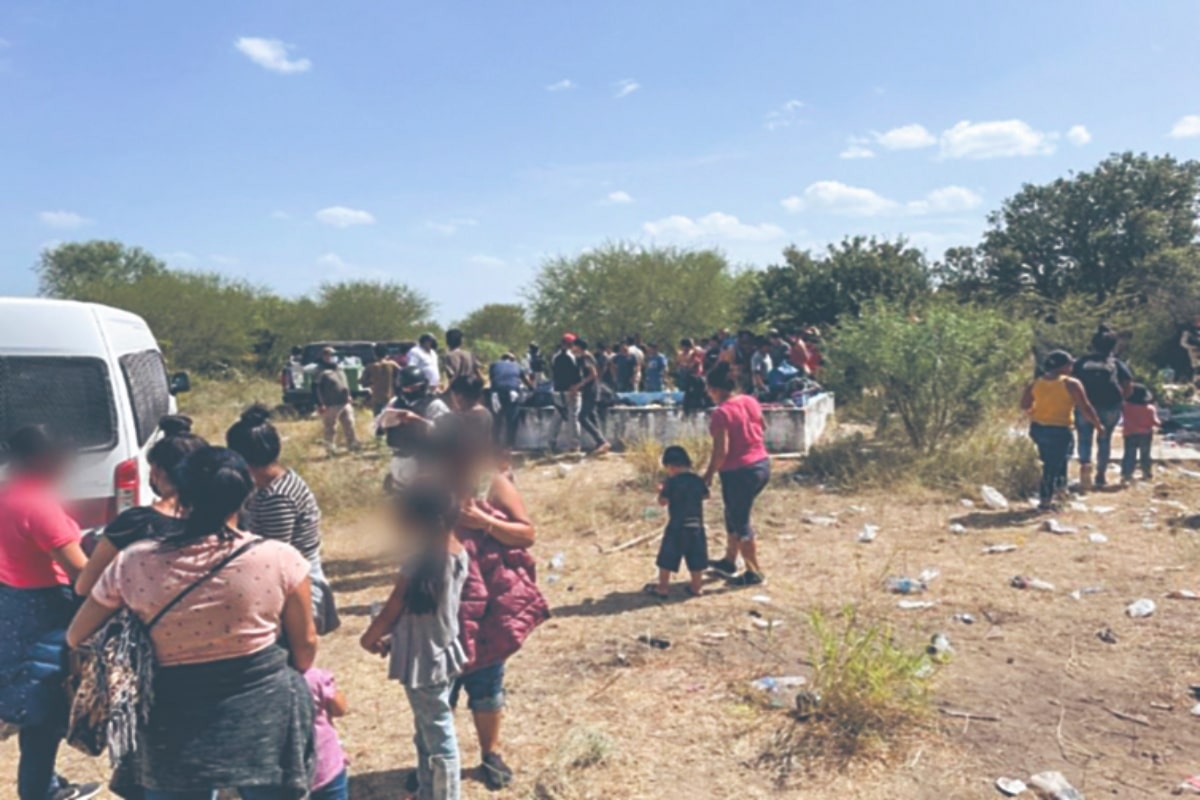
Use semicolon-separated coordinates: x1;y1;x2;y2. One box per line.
1022;324;1162;510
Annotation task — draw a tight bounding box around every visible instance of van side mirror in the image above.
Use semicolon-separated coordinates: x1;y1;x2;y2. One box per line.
169;371;191;395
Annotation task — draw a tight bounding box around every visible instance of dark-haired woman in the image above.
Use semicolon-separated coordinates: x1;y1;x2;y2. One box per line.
67;446;317;800
75;416;205;597
702;362;771;587
0;426;100;800
226;405;338;634
360;485;469;800
447;375;493;447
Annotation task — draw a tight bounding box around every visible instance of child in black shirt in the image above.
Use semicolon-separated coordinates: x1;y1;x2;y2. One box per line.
646;445;709;597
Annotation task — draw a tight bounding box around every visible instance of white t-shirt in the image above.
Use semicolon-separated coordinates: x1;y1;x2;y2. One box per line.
407;347;440;386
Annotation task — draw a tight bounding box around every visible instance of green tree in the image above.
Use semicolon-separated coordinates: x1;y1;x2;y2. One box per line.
526;242;740;349
312;280;436;341
454;303;533;352
976;151;1200;302
832;301;1029;451
36;240;166;299
744;236;931;330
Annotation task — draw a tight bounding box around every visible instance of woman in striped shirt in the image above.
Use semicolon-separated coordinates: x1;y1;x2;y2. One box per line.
227;404;340;634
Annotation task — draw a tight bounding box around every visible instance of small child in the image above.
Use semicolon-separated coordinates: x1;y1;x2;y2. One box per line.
360;485;470;800
646;445;710;597
305;667;350;800
1122;383;1160;483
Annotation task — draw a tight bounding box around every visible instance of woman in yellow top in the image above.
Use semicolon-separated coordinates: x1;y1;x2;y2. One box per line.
1020;351;1103;510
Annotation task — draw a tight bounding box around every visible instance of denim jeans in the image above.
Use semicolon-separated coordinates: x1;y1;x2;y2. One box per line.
311;769;349;800
492;389;523;449
1075;406;1123;477
1030;423;1074;504
17;724;61;800
547;391;582;452
405;682;460;800
449;662;506;712
578;392;608;450
144;787;288;800
719;459;772;541
1122;433;1154;479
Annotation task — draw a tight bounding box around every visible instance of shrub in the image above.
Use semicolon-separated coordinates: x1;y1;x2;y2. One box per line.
832;301;1030;452
624;434;712;490
532;726;616;800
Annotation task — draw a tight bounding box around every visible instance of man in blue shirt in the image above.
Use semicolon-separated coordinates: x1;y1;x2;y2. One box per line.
489;352;532;448
643;343;669;392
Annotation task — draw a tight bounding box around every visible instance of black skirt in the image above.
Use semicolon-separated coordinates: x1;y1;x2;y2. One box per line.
112;645;314;798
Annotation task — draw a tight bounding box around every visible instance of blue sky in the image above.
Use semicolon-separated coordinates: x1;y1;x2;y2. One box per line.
3;1;1200;322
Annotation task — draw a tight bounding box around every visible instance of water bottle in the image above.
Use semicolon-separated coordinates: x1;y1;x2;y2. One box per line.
886;577;925;595
1029;770;1084;800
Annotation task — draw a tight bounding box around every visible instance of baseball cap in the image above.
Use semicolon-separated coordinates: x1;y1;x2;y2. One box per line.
562;332;577;344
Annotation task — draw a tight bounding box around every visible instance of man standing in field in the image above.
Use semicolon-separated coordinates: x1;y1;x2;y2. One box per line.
547;334;583;453
407;333;441;390
363;343;399;416
314;346;360;454
443;327;481;383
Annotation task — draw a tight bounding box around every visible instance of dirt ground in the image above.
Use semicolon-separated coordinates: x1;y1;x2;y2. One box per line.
8;428;1200;799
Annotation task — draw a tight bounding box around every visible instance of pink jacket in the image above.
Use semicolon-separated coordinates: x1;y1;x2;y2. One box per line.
456;512;549;673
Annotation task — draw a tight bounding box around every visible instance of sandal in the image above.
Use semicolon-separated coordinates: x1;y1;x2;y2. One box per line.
643;583;668;598
685;585;704;597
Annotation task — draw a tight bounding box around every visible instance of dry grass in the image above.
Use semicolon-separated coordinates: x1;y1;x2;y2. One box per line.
623;434;713;490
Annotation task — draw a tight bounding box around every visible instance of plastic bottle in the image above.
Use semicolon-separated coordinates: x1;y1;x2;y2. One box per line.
1126;598;1156;618
1029;770;1084;800
1010;575;1055;591
886;577;925;595
549;552;565;570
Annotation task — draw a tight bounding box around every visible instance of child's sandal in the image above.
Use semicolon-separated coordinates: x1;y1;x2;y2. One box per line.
643;583;668;598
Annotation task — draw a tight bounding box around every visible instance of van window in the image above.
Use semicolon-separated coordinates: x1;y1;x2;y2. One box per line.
0;357;117;450
119;350;171;446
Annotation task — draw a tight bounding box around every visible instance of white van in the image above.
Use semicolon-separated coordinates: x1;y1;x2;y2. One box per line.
0;298;189;530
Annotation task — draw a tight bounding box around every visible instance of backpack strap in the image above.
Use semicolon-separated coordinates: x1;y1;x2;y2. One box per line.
147;537;264;630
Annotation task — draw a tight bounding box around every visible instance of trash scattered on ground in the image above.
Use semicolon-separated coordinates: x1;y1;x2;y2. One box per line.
555;463;573;478
1152;498;1188;511
847;504;867;514
1167;590;1200;600
750;675;806;693
954;613;976;624
857;524;879;543
961;498;976;509
1068;501;1089;512
1177;774;1200;794
804;514;838;526
1087;532;1108;543
886;576;926;594
918;568;941;584
927;633;953;660
1191;703;1200;718
1178;468;1200;479
702;631;729;640
1011;576;1055;591
794;689;821;719
1126;598;1157;618
546;574;561;584
983;543;1019;554
636;634;671;649
981;485;1010;510
1029;770;1084;800
642;505;663;520
1069;586;1103;600
950;523;968;535
750;594;772;605
549;552;565;570
1042;519;1078;535
1091;506;1115;514
1097;627;1118;644
897;599;936;610
995;777;1027;797
752;618;784;630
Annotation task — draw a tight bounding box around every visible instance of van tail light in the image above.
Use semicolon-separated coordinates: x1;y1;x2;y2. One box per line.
114;458;140;515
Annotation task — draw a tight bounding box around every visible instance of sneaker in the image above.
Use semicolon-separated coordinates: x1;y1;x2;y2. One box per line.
727;571;766;588
707;558;738;578
481;752;514;791
51;783;102;800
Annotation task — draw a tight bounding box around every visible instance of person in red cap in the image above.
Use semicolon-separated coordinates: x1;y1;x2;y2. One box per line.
547;334;582;453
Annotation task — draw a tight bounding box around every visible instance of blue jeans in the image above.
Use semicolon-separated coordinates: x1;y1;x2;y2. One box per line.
311;769;349;800
450;662;506;713
145;787;288;800
17;724;62;800
1030;423;1074;504
719;459;772;541
405;682;460;800
1075;406;1123;477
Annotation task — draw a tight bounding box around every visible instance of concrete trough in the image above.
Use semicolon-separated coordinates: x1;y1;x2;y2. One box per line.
511;392;835;453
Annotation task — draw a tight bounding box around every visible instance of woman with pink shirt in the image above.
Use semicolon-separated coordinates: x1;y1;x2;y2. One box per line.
701;362;771;587
67;446;318;800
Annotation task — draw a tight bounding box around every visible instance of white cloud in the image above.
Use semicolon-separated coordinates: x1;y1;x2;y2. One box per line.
839;143;875;159
764;99;805;131
642;212;785;242
605;190;634;205
873;123;936;150
235;37;311;74
315;206;376;228
546;79;575;92
1169;115;1200;139
784;182;981;217
425;218;478;236
38;210;92;229
614;79;640;99
939;119;1055;159
784;182;897;216
469;255;507;268
1066;125;1092;146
